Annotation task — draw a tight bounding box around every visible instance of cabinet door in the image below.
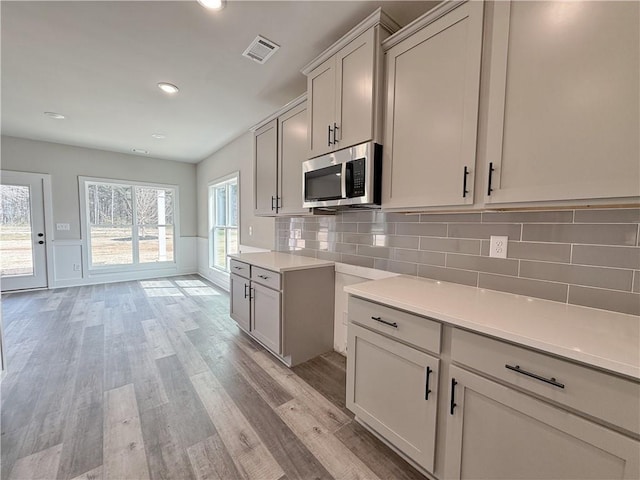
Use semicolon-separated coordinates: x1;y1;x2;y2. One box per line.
334;27;376;150
382;1;483;209
230;274;250;332
444;365;640;480
251;282;281;355
254;119;278;215
278;101;309;215
307;57;336;158
484;1;640;204
346;323;439;473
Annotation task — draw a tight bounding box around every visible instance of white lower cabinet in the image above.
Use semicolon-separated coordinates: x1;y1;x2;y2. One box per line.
230;273;250;332
347;323;439;473
250;282;281;354
228;257;334;366
444;365;640;480
346;295;640;480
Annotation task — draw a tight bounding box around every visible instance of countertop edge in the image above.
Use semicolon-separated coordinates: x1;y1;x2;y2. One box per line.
228;253;335;273
344;285;640;381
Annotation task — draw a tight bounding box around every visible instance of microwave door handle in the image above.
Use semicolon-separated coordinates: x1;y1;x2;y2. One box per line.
341;162;347;199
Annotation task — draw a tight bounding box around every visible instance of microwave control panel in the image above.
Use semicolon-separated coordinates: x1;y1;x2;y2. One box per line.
346;158;366;198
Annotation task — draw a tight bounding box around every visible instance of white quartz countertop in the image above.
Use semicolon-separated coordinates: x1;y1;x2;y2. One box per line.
344;275;640;380
228;252;334;273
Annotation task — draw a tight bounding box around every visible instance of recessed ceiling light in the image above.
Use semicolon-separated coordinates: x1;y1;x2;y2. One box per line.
132;148;149;155
151;133;166;139
44;111;65;119
157;82;179;94
197;0;225;10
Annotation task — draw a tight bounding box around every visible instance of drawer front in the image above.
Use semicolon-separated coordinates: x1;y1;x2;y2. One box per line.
251;266;281;290
348;296;441;354
230;259;250;279
451;328;640;436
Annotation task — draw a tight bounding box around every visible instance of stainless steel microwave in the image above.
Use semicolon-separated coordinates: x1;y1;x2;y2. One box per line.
302;142;382;208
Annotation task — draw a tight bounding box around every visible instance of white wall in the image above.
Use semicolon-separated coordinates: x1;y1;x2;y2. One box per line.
196;132;275;286
1;136;198;287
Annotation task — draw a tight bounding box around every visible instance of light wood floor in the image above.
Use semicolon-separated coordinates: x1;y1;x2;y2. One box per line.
1;275;426;480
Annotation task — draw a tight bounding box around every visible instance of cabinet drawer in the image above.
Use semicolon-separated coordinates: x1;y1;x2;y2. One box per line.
451;328;640;436
251;266;281;290
348;296;441;354
229;259;250;279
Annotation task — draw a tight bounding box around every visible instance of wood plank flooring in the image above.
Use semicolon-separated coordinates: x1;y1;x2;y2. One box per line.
1;275;427;480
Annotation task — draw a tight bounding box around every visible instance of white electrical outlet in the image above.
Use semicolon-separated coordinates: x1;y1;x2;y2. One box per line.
489;236;508;258
56;223;70;231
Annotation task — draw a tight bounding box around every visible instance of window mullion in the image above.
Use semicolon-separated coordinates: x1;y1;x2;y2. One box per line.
132;186;139;264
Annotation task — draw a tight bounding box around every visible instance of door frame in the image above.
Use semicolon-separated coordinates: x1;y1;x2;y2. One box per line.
0;170;55;291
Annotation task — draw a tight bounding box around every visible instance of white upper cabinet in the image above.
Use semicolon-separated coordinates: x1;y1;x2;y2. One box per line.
382;1;484;210
254;119;278;215
278;101;308;216
303;9;399;159
253;96;310;217
484;0;640;205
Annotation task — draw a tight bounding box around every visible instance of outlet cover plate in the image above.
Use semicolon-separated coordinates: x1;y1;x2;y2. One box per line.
489;236;508;259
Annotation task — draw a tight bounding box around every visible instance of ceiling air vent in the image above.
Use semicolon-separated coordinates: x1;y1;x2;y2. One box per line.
242;35;280;64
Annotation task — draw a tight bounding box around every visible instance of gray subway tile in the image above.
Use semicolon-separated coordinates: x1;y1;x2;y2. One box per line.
420;212;481;223
384;235;420;249
340;211;375;223
374;259;417;276
574;208;640;224
447;254;519;276
417;265;478;287
522;223;637;246
420;237;481;255
300;230;318;241
396;223;447;237
572;245;640;269
316;251;341;262
448;223;522;240
335;243;357;254
520;261;633;291
481;240;572;263
341;254;375;269
478;274;568;303
342;233;373;245
357;245;391;259
357;223;396;234
482;210;573;223
633;271;640;293
393;249;446;266
384;212;420;223
568;286;640;316
289;249;318;258
335;222;358;233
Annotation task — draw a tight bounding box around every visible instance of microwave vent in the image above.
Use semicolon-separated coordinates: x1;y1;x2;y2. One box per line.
242;35;280;64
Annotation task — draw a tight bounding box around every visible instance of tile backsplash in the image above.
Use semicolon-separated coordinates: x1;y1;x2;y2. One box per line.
275;208;640;316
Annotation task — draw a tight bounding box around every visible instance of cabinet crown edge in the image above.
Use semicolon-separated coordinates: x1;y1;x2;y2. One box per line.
301;7;401;75
249;93;307;132
382;0;470;51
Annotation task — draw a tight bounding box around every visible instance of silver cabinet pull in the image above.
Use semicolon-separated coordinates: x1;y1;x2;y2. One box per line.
505;364;565;389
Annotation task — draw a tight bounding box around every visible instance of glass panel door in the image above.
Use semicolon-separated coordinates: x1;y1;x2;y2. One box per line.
0;172;48;291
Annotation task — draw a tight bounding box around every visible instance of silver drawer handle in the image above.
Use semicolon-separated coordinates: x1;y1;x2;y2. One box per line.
233;266;243;270
505;364;565;389
371;316;398;329
257;274;269;280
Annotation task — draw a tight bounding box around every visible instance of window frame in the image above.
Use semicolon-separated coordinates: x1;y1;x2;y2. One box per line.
208;172;239;273
79;176;179;273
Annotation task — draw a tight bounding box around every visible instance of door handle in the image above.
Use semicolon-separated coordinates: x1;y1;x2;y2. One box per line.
244;283;249;298
462;166;470;198
425;366;433;400
450;378;458;415
487;162;495;196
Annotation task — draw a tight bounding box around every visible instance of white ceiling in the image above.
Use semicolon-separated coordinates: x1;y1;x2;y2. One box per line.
1;0;438;164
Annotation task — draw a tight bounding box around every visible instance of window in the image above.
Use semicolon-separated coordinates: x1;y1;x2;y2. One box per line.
209;173;238;272
83;179;177;269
